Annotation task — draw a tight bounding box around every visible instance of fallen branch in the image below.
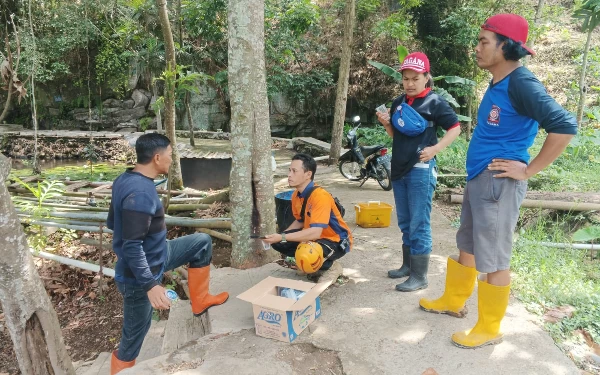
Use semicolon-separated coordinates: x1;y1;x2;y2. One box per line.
449;195;600;212
197;228;232;243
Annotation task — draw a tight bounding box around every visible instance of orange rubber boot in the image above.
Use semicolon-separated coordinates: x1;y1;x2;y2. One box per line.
110;350;135;375
188;266;229;316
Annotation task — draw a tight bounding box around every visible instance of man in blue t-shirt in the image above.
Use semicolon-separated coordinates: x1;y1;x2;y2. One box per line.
419;14;577;349
107;133;228;374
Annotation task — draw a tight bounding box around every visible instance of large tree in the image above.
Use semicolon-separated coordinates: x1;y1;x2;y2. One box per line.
329;0;356;164
228;0;279;268
0;154;75;374
156;0;184;189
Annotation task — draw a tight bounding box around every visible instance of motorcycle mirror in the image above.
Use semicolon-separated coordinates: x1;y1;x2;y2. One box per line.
352;115;360;123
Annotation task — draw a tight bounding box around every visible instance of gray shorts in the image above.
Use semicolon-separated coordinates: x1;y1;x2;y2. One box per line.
456;170;527;273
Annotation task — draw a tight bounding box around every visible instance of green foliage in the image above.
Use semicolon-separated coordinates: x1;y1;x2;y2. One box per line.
573;0;600;32
139;117;152;131
573;226;600;242
512;217;600;343
435;136;468;173
356;0;381;21
344;123;392;148
410;1;490;83
267;67;334;101
11;163;126;182
367;60;403;81
373;11;407;40
95;42;131;97
12;178;65;217
528;130;600;191
12;178;65;251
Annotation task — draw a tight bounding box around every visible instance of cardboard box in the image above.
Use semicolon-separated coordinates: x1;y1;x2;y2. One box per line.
237;276;331;343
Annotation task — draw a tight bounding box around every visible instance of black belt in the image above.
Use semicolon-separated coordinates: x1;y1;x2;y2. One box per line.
123;264;163;279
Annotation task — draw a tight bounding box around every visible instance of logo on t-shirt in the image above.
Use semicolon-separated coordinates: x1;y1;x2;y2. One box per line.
487;105;501;126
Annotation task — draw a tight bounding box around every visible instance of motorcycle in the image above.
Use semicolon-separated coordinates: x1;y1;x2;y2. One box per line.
338;116;392;191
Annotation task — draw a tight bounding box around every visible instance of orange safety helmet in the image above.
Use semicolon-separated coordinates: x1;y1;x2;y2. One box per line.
295;242;324;274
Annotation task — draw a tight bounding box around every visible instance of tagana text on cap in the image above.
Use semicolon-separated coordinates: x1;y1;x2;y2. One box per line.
399;52;430;73
481;13;535;55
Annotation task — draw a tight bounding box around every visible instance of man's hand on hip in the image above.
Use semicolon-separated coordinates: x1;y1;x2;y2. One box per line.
147;285;171;310
488;159;530;180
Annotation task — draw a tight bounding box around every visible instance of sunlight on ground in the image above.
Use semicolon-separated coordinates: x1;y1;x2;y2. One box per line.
343;267;370;283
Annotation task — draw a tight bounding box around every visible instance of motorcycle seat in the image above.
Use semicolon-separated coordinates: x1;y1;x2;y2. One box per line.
360;144;385;156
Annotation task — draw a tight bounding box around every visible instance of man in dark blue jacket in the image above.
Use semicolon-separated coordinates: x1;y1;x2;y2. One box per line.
107;133;228;374
419;14;577;349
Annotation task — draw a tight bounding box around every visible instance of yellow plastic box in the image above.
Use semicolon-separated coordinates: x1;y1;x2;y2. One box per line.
354;201;393;228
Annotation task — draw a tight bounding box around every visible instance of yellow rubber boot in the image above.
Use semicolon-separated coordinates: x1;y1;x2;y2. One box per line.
418;256;477;318
451;276;510;348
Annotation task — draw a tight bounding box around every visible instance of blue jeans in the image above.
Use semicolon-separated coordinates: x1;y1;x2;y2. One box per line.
392;160;437;255
115;233;212;361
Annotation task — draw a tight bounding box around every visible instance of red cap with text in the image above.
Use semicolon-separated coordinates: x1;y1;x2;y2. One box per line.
399;52;430;73
481;13;535;55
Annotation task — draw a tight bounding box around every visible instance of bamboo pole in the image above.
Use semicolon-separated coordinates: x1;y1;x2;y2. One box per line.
17;210;232;229
449;195;600;211
167;204;212;212
197;228;232;243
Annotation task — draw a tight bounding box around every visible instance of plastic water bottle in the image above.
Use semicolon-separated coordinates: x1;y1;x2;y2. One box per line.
271;151;277;171
280;288;306;301
165;289;178;301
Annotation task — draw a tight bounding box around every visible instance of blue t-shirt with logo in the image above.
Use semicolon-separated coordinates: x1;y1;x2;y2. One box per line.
467;66;577;180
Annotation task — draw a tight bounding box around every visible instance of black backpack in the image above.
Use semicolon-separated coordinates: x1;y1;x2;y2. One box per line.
300;186;346;220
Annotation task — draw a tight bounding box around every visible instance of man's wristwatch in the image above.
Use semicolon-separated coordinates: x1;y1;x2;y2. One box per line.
280;233;287;243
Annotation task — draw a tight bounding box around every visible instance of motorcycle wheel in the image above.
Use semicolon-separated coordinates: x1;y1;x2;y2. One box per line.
339;160;364;181
375;163;392;191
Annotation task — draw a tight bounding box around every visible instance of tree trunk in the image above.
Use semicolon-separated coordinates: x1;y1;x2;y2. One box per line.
0;75;14;123
185;92;196;147
526;0;545;64
228;0;279;268
0;154;75;375
29;0;41;175
153;82;163;131
156;0;184;189
576;30;592;127
329;0;356;165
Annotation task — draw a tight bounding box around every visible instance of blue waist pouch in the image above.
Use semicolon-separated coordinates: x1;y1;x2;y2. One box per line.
391;102;432;137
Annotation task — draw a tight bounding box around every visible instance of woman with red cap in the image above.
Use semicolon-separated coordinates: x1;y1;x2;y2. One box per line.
419;14;577;349
376;52;461;292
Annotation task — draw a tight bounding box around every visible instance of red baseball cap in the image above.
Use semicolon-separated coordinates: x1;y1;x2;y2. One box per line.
399;52;430;73
481;13;535;55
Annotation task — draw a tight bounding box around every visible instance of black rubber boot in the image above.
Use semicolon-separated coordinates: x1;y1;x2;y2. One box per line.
396;254;429;292
388;245;411;279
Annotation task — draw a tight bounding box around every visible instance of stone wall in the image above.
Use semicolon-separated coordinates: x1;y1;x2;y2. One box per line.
176;84;335;138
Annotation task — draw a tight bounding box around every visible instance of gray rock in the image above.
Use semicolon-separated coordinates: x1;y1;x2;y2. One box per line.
103;98;121;108
122;99;135;109
108;107;147;123
132;89;151;109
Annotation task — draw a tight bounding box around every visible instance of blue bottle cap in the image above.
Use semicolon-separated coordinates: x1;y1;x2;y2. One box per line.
165;289;178;301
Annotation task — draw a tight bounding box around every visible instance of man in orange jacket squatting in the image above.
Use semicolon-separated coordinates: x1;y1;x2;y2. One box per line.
263;153;352;280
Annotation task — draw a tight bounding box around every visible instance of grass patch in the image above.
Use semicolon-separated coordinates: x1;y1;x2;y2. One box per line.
512;214;600;343
9;163;127;182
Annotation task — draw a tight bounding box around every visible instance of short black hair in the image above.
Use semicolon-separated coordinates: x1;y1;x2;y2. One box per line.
495;34;530;61
135;133;171;164
292;153;317;180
